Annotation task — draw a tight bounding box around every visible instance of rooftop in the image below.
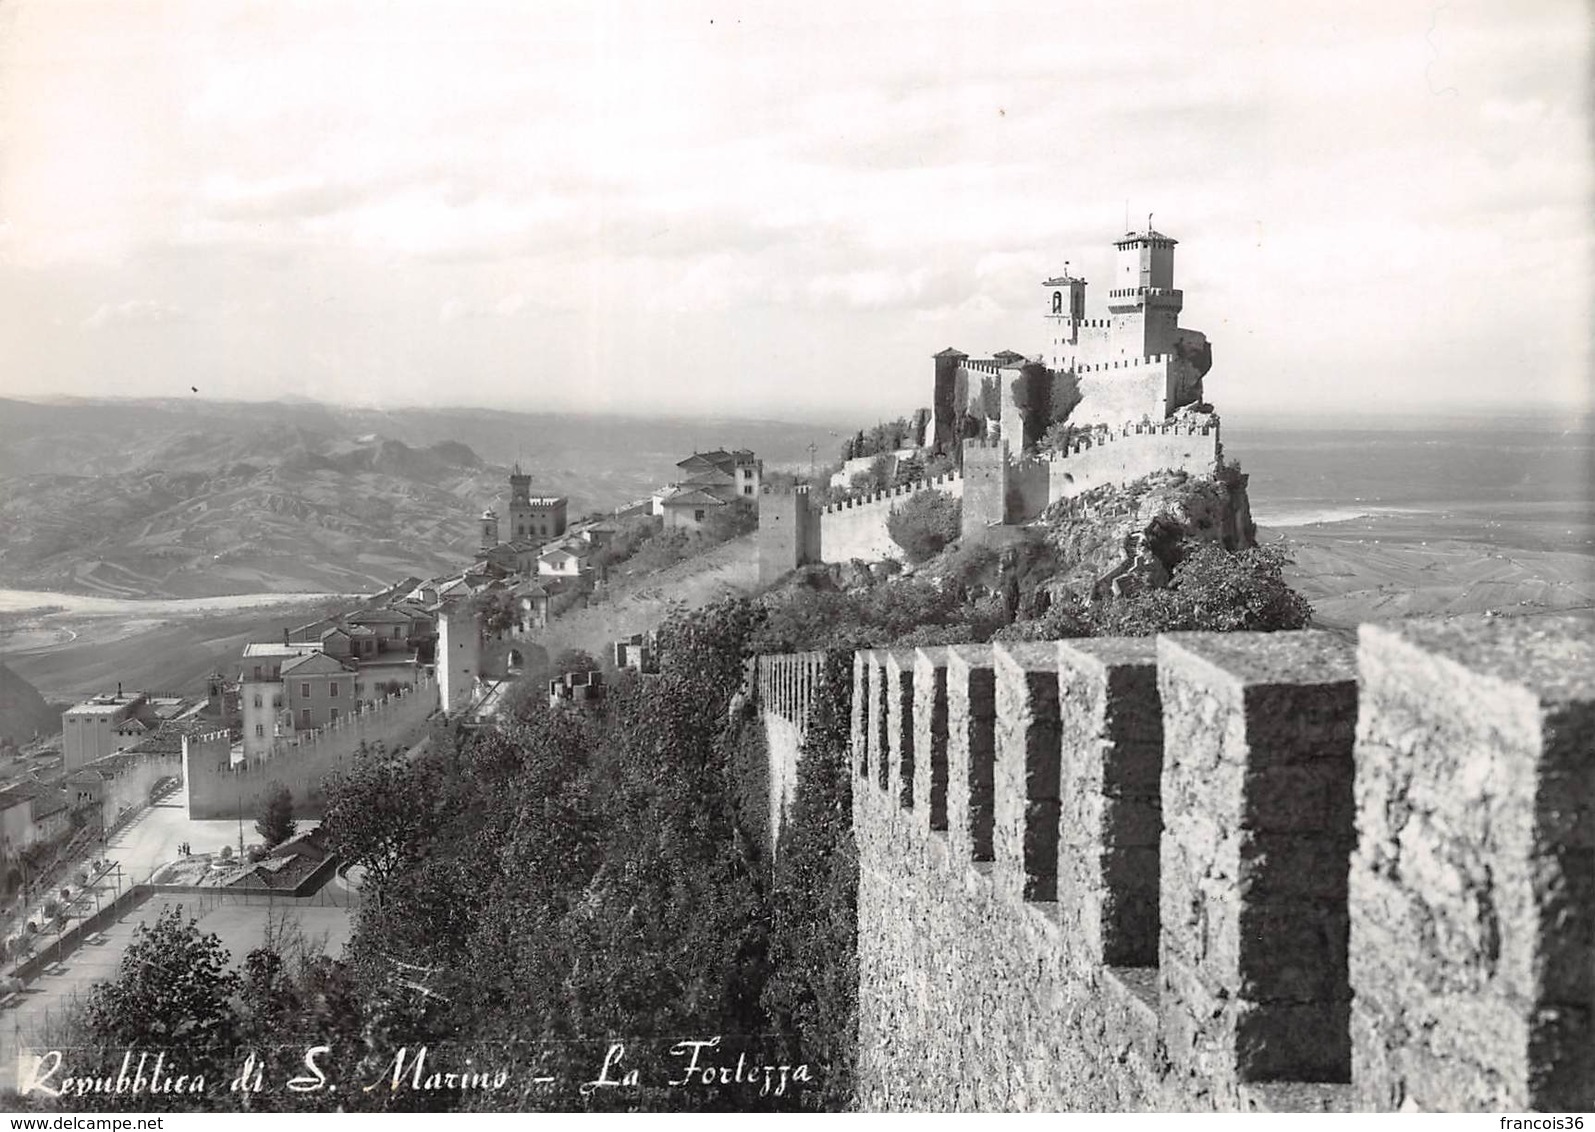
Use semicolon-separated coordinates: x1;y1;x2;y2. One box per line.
243;642;323;659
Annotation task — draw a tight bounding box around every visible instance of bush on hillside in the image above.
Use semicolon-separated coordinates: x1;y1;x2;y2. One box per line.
886;492;961;564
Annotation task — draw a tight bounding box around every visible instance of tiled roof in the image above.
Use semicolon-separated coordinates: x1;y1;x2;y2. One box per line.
279;652;351;677
660;489;726;508
347;608;411;624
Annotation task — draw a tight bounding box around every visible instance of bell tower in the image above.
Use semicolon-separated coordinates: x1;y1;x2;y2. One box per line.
508;464;533;540
1043;264;1087;370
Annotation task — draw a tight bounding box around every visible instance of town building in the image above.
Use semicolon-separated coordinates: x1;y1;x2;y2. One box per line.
537;544;591;578
61;690;171;772
506;465;568;541
658;488;728;532
549;669;605;708
613;632;659;674
676;449;762;501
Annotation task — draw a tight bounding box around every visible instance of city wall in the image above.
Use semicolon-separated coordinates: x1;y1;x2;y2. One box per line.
1045;421;1220;507
183;672;437;820
754;650;831;851
755;612;1593;1111
817;473;964;564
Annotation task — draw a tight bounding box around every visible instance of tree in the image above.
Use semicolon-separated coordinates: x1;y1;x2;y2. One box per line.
1092;541;1313;635
323;745;446;897
886;491;962;564
83;905;240;1073
551;648;601;677
254;783;296;848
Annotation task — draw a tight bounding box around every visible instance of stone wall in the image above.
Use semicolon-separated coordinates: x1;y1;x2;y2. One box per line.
835;614;1594;1112
816;474;963;564
961;439;1007;541
183;672;437;820
755;650;831;851
1047;421;1220;502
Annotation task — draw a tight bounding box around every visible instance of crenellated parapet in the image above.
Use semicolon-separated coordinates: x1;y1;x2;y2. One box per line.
753;650;836;849
830;613;1595;1111
182;670;438;820
819;472;964;516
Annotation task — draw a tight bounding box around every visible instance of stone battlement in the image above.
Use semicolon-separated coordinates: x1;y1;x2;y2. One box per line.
183;671;437;819
755;651;833;849
1046;417;1216;460
756;613;1595;1111
820;471;963;516
1070;353;1172;374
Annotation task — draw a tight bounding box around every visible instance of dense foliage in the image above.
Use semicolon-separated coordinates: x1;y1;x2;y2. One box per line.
886;492;962;564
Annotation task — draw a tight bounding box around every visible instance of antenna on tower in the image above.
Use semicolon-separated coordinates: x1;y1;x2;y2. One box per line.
1148;212;1154;234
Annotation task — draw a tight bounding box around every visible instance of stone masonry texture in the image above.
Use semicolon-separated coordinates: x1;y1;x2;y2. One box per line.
1351;615;1595;1111
764;612;1595;1110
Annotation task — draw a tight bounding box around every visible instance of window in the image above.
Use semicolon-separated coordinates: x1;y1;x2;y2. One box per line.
253;666;262;680
301;682;311;697
253;695;263;709
695;509;706;522
330;707;340;722
300;708;311;727
355;683;363;696
742;485;753;495
255;724;264;737
273;697;282;709
330;682;339;697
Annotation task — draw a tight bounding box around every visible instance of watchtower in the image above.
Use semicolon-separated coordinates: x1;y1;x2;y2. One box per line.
1107;224;1182;359
479;509;499;551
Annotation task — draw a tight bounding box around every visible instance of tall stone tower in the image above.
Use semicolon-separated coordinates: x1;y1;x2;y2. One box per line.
507;464;533;539
436;598;481;717
479;509;499;550
1107;226;1182;359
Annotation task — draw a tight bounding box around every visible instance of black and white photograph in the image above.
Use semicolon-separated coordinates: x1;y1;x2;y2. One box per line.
0;0;1589;1117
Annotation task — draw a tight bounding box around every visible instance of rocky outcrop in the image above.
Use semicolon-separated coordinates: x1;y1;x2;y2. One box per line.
1038;468;1256;603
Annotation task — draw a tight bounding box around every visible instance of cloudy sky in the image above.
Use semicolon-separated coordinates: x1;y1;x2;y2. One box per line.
0;0;1587;421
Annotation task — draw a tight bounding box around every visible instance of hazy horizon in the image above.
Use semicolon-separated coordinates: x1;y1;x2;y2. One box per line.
1;1;1589;420
4;389;1590;436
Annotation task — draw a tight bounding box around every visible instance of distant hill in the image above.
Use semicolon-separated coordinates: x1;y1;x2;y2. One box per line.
0;662;58;746
0;397;835;598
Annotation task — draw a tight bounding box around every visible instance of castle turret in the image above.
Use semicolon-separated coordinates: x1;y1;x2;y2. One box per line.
1043;266;1088;371
480;509;499;550
1107;224;1182;359
931;347;968;455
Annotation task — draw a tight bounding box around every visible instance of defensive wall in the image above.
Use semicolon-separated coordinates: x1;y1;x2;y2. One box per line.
940;353;1205;452
760;421;1218;576
960;421;1221;539
819;472;964;563
183;672;437;820
754;650;831;851
752;612;1594;1111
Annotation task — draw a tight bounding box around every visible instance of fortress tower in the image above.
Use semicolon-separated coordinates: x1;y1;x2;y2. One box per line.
505;463;568;541
1107;226;1183;359
1043;265;1087;351
479;509;499;550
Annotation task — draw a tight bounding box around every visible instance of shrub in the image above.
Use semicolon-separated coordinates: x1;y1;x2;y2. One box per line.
255;784;296;849
886;491;961;564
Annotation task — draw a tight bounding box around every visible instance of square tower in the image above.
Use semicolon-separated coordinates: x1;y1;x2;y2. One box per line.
1107;227;1183;359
